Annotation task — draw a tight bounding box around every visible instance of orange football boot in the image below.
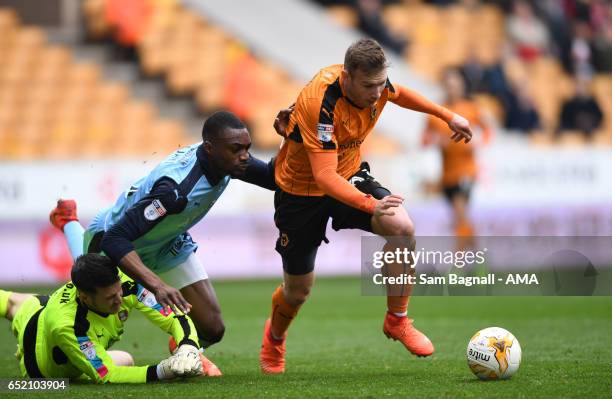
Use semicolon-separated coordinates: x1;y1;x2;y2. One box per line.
259;318;286;374
49;199;78;231
383;312;434;357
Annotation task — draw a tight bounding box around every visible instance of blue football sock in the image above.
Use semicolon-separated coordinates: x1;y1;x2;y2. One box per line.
63;221;85;260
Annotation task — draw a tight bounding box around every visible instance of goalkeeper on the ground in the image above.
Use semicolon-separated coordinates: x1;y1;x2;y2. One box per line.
0;253;204;383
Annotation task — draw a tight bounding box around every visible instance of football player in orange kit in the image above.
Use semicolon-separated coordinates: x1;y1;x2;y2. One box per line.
260;39;473;374
422;67;491;248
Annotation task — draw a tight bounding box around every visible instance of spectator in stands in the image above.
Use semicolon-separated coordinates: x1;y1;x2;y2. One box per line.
506;0;551;61
423;0;457;6
356;0;407;55
560;21;594;76
460;49;514;119
504;79;541;134
588;0;610;33
591;9;612;73
535;0;572;59
559;74;604;138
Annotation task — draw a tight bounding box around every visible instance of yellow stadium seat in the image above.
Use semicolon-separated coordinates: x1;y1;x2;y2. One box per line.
250;105;284;150
68;62;101;87
0;8;19;36
326;5;358;29
82;0;111;39
121;101;155;125
362;131;403;156
150;119;187;153
96;82;129;107
381;4;413;40
557;131;587;147
10;26;46;49
529;131;554;147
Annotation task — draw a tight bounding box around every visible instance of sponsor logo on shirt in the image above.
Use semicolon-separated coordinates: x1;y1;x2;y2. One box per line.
136;285;172;316
77;336;108;378
79;341;96;359
317;123;334;143
144;199;167;221
338;139;363;150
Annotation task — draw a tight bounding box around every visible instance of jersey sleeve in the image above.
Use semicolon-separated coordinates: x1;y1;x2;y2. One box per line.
123;280;200;348
54;326;156;384
294;95;338;153
389;82;455;123
475;107;493;145
308;151;378;214
100;177;188;263
233;154;277;191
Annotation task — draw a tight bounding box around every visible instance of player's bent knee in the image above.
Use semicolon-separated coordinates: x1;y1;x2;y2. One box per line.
108;350;134;367
197;319;226;345
393;221;415;237
380;219;415;239
7;293;34;320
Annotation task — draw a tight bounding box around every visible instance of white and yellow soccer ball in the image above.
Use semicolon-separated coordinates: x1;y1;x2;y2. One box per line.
466;327;521;380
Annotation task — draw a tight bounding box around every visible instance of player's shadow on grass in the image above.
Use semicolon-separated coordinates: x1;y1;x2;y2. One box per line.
459;377;515;384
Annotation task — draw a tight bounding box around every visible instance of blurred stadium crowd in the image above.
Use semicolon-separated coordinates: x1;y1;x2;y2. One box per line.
320;0;612;143
0;0;611;161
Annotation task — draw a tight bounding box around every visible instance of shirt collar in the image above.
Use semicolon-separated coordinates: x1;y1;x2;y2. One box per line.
76;297;110;318
196;145;224;186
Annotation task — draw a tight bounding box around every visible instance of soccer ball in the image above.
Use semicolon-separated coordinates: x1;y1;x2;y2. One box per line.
466;327;521;380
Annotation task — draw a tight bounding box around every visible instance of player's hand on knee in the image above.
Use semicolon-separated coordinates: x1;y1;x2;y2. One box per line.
448;114;472;143
169;344;202;377
153;283;191;314
374;195;404;217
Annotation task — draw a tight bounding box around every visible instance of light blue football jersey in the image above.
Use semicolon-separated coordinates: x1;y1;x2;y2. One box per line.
85;143;230;273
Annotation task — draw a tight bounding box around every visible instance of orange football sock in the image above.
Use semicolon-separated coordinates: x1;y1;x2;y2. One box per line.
383;241;412;316
270;285;301;340
455;221;474;237
387;295;409;316
455;221;476;251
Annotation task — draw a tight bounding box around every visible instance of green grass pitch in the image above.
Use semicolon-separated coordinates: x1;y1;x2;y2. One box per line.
1;278;611;398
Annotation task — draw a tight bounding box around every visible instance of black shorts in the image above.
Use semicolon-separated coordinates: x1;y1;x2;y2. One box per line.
274;162;391;275
442;178;474;202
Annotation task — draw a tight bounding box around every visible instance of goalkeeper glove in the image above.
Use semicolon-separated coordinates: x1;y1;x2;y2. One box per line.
170;344;202;377
156;357;176;380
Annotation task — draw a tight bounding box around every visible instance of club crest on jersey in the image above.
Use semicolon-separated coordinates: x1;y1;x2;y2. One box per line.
370;106;377;120
118;310;128;322
317;123;334;143
280;233;289;247
144;199;167;221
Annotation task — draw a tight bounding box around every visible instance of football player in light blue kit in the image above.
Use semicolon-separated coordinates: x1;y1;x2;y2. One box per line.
50;110;286;375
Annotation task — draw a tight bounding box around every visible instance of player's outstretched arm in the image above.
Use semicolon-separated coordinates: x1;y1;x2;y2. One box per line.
390;84;472;143
55;327;161;383
117;252;191;314
127;280;199;348
134;288;202;380
233;155;277;191
232;104;295;190
308;151;402;216
100;178;191;314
